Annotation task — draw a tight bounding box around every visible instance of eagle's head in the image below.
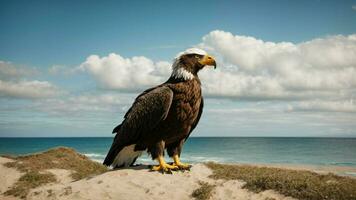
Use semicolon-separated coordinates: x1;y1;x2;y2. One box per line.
171;48;216;80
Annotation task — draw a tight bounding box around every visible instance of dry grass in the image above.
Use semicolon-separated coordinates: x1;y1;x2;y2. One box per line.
4;171;56;198
205;162;356;200
3;147;108;198
191;181;215;200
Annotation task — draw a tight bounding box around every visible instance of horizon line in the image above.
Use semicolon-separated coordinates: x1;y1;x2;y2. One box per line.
1;136;356;139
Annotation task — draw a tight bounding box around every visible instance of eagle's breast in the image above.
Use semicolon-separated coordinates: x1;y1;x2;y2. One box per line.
165;79;202;135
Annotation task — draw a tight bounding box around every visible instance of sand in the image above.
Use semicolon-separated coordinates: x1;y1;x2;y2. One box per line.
0;157;298;200
0;157;23;200
2;156;355;200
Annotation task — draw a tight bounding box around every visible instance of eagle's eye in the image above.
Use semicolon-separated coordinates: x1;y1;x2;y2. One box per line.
194;55;201;59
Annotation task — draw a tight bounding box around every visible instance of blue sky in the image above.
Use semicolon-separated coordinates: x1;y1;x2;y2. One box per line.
1;0;356;137
2;0;356;66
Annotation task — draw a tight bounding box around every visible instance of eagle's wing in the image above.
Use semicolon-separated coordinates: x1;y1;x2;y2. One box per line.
103;86;173;166
120;86;173;139
185;97;204;140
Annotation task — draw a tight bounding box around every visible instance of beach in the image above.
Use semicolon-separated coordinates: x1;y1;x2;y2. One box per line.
1;147;356;200
0;156;291;200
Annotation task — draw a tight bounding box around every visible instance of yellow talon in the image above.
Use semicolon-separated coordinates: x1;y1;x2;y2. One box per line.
151;156;178;173
173;155;191;170
151;163;177;171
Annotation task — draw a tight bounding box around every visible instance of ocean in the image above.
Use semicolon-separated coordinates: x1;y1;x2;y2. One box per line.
0;137;356;167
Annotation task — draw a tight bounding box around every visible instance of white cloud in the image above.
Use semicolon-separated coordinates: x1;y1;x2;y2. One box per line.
201;31;356;72
31;93;134;116
48;65;79;75
288;100;356;113
79;53;171;90
0;61;38;80
78;31;356;102
0;60;62;99
352;5;356;11
199;70;287;100
0;80;61;99
198;30;356;102
200;99;356;137
75;30;356;114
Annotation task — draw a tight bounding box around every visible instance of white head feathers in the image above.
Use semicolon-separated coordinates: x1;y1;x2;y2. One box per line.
171;48;207;80
174;48;207;59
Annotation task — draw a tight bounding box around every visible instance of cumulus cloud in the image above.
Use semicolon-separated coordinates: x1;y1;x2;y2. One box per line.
0;80;61;99
199;70;287;100
79;53;171;90
198;30;356;104
74;30;356;113
201;31;356;72
78;31;356;104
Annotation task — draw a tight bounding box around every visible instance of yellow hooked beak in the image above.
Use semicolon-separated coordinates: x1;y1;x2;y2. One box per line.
199;55;217;69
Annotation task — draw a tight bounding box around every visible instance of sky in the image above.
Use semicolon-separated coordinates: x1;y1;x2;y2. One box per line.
0;0;356;137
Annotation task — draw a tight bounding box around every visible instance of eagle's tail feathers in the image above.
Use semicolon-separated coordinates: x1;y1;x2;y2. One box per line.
110;144;142;168
103;144;121;166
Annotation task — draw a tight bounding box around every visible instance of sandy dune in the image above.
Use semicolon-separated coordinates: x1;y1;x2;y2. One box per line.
0;156;297;200
26;164;296;200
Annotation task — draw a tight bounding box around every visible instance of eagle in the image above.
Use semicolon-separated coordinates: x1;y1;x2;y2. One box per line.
103;48;216;173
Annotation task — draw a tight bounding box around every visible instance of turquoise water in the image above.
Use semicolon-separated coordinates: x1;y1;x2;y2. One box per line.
0;137;356;167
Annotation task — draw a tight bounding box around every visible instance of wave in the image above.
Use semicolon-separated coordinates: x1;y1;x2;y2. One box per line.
136;155;226;164
328;162;356;166
91;158;104;163
83;153;105;158
181;155;226;163
344;172;356;176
